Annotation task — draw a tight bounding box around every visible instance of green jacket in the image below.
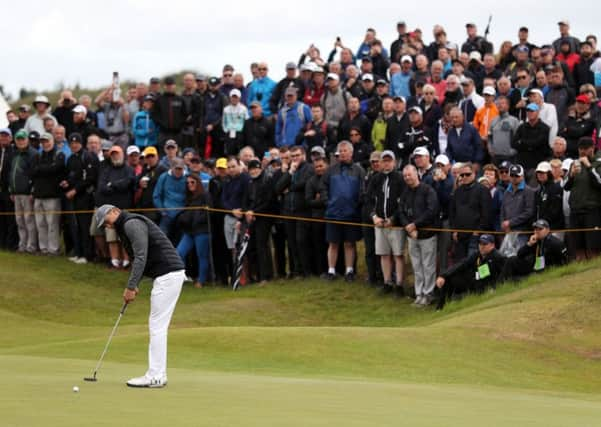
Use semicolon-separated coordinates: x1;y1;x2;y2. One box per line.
371;115;388;152
564;155;601;213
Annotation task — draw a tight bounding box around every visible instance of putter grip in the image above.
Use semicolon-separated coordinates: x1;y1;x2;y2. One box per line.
120;302;129;315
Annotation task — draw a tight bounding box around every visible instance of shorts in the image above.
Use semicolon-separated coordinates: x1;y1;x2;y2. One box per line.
326;221;362;244
570;211;601;251
224;215;239;249
375;227;406;256
89;208;118;242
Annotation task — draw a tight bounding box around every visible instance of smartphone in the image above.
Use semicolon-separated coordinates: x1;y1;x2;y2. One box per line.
336;36;341;42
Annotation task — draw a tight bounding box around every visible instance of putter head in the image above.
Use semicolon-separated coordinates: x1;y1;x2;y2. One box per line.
83;377;97;382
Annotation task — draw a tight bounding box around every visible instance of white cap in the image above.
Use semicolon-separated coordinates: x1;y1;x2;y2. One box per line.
460;75;473;85
401;55;413;63
361;73;374;81
536;161;551;173
126;145;141;156
528;88;544;98
482;86;496;96
562;158;573;171
72;105;87;115
558;19;570;26
326;73;340;81
229;89;241;98
434;154;450;165
408;106;423;115
469;51;482;63
33;95;50;105
313;66;325;73
412;146;430;157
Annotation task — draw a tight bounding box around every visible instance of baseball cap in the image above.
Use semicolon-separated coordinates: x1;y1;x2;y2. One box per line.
101;139;113;151
499;160;512;170
526;103;540;112
216;157;228;169
170;157;185;169
126;145;141;156
39;132;53;141
326;73;340;81
532;219;550;229
401;55;413;63
165;139;178;148
465;22;476;28
285;62;297;70
250;101;262;108
460;76;473;85
393;95;406;103
527;88;544;98
482;86;496;96
72;105;87;115
109;145;123;155
310;146;326;157
509;164;524;177
14;129;28;139
68;133;82;144
557;19;570;26
536;161;551;173
370;151;382;161
247;159;262;170
578;137;594;148
229;89;242;98
434;154;450;166
361;56;372;63
479;234;495;244
208;77;220;86
412;146;429;157
195;74;207;81
516;45;530;53
408;106;423;115
33;95;50;105
469;51;482;63
299;64;312;72
397;21;406;27
142;146;158;157
0;128;12;136
95;204;116;230
313;66;325;74
376;79;388;86
143;94;155;102
18;104;30;112
361;73;374;82
576;94;591;104
285;87;298;96
28;131;40;140
163;76;176;85
149;77;160;84
381;150;396;160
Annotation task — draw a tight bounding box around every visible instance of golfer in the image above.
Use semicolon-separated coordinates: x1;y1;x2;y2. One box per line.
95;204;185;388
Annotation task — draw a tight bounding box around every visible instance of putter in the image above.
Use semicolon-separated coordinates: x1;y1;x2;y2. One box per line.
84;302;128;382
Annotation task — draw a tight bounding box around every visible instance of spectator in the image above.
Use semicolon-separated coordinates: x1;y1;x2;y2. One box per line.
553;20;581;57
152;76;188;151
152;157;186;244
397;164;439;306
574;41;596;88
321;73;348;128
545;68;575;128
534;161;564;231
458;77;483;122
25;96;57;135
247;62;277;117
159;139;179;169
53;90;77;136
401;106;432;165
0;128;18;250
126;145;143;176
133;95;159;149
559;94;595;157
219;65;236;97
371;96;394;151
176;173;211;289
9;105;30;135
488;96;519;165
95;88;130;148
222;89;249;156
243;102;274;157
203;77;229;157
303;67;326;106
297;104;337;156
446;107;483;167
528;88;558;148
349;127;373;169
384;96;410;159
31;133;65;256
9;129;38;253
320;141;365;282
390;55;414;99
270;62;306;114
51;125;71;160
461;23;493;57
71;105;97;145
221;157;251;257
275;87;312;147
512;103;550;174
135;146;168;224
472;86;499;142
500;164;536;249
390;21;408;63
481;164;504;231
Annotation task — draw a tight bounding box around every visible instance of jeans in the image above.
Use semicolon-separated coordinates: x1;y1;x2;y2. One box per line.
177;233;210;283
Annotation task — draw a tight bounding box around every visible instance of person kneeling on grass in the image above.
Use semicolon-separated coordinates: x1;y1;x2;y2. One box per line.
500;219;568;282
95;204;185;388
175;174;211;289
435;234;506;310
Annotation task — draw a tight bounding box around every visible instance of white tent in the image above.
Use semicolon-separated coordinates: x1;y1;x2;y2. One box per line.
0;93;9;128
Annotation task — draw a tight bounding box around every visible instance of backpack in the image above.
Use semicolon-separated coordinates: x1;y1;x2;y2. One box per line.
280;103;306;131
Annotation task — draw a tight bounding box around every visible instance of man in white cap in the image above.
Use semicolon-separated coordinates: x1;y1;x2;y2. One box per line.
25;95;57;135
222;89;249;155
472;86;499;143
95;204;186;388
322;72;348;128
390;55;414;99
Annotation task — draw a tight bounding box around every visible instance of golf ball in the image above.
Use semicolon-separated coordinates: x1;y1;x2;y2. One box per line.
73;386;79;393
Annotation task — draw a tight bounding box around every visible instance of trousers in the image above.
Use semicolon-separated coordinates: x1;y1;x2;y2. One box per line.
408;236;437;297
34;198;61;255
14;195;37;252
177;233;210;284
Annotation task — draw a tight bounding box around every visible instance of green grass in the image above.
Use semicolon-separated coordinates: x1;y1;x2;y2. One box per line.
1;251;601;426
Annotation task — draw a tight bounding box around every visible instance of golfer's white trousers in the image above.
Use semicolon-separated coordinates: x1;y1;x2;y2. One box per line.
146;269;185;378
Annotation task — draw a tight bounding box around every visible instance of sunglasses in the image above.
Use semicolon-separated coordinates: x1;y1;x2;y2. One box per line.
517;75;529;80
187;181;197;185
459;172;472;178
510;174;521;178
258;67;268;71
499;169;509;174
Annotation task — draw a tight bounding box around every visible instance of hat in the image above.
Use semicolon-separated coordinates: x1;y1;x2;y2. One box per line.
482;86;496;96
516;45;530;53
28;131;40;140
195;74;207;81
401;55;413;63
182;147;196;157
465;22;476;28
216;157;228;169
578;137;594;148
393;95;406;103
170;157;185;169
397;20;406;27
164;76;176;85
108;145;123;155
532;219;550;229
39;132;53;141
561;158;573;171
361;56;372;63
143;94;155;102
526;103;540;112
479;234;495;244
0;128;12;136
14;129;28;140
149;77;160;84
310;146;326;157
499;161;512;170
412;146;429;157
557;19;570;26
285;87;298;96
126;145;141;156
527;88;544;98
408;106;423;115
434;154;450;165
247;159;262;170
361;74;374;82
326;73;340;81
229;88;241;98
165;139;178;148
469;51;482;63
509;164;524;177
478;176;490;185
381;150;396;160
250;101;262;108
101;139;113;150
142;146;158;157
285;62;297;70
460;76;473;85
18;104;30;112
72;105;87;115
208;77;220;86
536;161;551;173
370;151;382;161
299;64;312;72
313;66;325;73
33;95;50;106
376;79;388;86
576;94;591;104
95;204;117;230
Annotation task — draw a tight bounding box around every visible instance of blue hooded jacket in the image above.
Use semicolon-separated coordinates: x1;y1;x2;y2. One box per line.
275;101;312;147
133;110;158;148
152;170;186;218
321;161;365;220
247;77;277;116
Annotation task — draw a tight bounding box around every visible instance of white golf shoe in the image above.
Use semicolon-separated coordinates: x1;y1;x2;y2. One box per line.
126;375;168;388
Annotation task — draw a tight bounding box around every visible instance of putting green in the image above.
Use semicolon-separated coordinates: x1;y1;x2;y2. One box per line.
3;355;600;427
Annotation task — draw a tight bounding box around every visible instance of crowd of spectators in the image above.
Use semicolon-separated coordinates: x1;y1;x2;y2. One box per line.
1;19;600;308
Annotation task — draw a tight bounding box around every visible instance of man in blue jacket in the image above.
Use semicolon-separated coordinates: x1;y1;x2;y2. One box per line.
275;87;312;147
320;141;365;282
133;95;158;149
152;157;186;244
247;62;277;117
446;107;483;170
